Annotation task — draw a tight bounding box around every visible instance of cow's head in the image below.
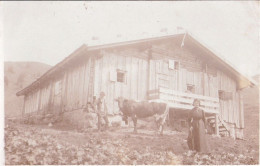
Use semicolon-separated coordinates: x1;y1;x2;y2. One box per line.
115;97;129;125
115;97;124;110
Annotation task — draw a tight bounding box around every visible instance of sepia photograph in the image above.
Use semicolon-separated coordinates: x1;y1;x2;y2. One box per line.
1;1;259;165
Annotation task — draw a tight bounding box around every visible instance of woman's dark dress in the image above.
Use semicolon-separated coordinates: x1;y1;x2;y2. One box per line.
187;107;209;153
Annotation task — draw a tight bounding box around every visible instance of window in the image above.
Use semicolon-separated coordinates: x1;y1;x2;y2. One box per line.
187;84;195;93
218;90;233;100
117;70;126;83
169;60;180;70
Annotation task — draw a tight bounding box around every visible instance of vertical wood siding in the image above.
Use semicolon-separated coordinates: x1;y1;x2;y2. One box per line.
23;57;92;114
91;49;148;114
22;40;244;130
148;41;242;128
64;58;91;110
217;71;242;128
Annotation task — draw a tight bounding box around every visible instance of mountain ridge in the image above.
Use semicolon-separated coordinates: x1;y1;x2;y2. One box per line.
4;61;52;117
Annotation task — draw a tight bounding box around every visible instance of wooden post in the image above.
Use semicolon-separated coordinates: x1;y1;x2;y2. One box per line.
215;113;219;136
63;71;69;112
22;95;26;117
146;48;152;99
89;57;95;100
202;68;205;96
37;88;42;114
238;90;244;128
48;79;54;113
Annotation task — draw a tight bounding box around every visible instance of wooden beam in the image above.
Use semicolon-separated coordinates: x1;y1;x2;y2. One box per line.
37;88;42;113
22;96;26;117
147;89;159;95
218;116;230;134
215;113;219;136
159;87;219;102
148;87;220;113
239;90;245;128
147;49;152;99
48;80;54;113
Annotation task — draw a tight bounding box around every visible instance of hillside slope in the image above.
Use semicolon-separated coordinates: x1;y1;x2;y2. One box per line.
241;74;259;150
4;61;51;117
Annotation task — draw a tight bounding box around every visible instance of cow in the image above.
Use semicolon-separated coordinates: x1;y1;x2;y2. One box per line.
115;97;169;135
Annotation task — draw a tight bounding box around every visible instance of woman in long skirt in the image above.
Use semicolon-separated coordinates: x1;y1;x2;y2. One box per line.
187;99;209;153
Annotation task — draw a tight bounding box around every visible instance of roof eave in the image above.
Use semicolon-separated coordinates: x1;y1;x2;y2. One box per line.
16;34;185;96
16;44;88;96
186;33;256;89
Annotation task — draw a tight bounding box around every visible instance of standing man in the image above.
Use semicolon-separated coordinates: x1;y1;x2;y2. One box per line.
97;92;109;131
91;96;97;112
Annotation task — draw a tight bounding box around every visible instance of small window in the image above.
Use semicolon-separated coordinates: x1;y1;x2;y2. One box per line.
187;84;195;93
117;70;126;83
169;60;180;70
218;90;233;100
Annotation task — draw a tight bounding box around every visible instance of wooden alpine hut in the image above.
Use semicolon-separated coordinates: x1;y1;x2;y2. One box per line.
16;32;256;138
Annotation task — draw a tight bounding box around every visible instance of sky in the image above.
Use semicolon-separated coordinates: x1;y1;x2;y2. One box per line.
1;1;260;77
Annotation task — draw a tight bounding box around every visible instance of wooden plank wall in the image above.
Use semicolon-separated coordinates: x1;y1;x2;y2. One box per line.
238;90;244;128
93;49;148;114
22;39;243;131
38;84;51;113
24;95;29;114
23;58;92;115
24;92;31;114
216;71;242;128
149;41;219;98
24;89;40;114
63;59;91;111
148;40;242;129
24;82;53;115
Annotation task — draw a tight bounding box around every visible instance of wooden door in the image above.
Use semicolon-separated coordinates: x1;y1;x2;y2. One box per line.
151;59;171;89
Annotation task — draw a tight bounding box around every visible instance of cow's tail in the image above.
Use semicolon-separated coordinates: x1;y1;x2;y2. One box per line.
158;104;169;133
